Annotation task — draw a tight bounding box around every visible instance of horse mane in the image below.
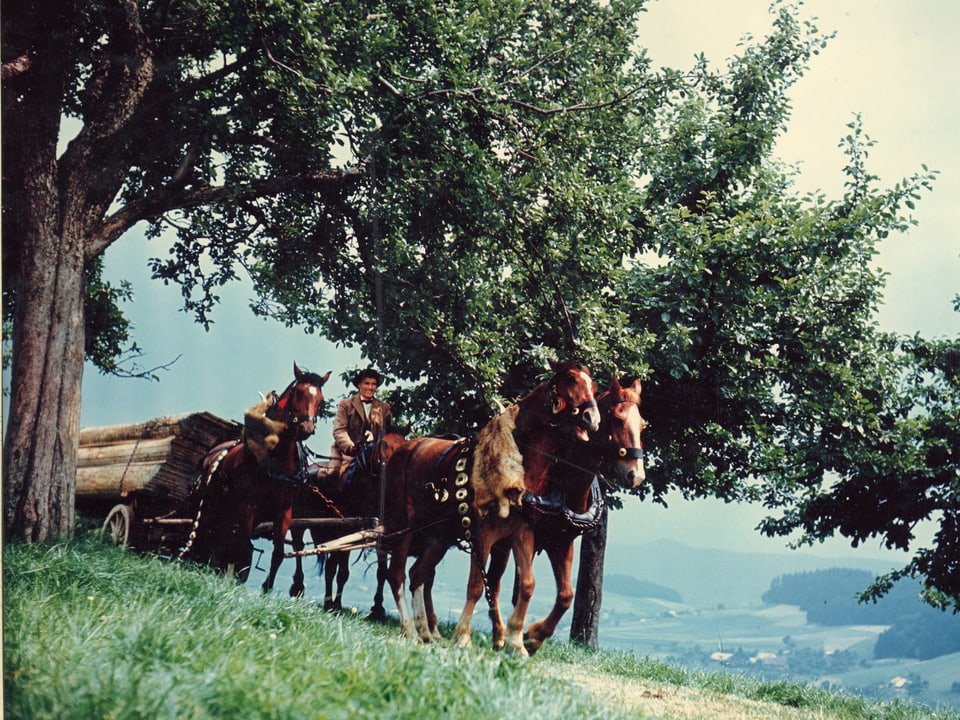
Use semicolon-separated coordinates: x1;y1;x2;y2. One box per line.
243;393;287;463
296;371;330;388
470;403;525;519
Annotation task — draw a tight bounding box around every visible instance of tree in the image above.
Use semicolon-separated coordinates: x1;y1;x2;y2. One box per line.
3;0;653;540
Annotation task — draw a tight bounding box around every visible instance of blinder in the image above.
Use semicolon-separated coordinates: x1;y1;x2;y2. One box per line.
550;385;599;431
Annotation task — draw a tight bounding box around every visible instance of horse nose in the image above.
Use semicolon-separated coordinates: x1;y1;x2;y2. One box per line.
583;406;600;432
299;421;316;437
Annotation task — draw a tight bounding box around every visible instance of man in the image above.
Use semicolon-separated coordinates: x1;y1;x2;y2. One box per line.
333;368;393;459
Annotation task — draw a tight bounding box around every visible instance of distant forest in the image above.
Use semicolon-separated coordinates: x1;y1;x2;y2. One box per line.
763;569;960;660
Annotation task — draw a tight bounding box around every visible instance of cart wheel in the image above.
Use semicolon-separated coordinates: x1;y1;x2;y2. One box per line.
102;504;134;547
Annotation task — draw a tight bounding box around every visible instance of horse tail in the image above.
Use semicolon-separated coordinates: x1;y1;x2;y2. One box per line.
316;551;328;576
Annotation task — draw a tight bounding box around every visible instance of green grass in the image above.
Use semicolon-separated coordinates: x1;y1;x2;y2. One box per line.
5;533;957;720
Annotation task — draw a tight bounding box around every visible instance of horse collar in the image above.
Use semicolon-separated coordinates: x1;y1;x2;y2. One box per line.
521;477;604;534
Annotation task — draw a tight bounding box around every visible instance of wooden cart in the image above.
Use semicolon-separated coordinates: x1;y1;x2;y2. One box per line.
78;412;243;552
78;412;381;563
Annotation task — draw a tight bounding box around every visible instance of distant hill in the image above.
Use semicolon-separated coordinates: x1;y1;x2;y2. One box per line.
602;539;896;608
604;573;683;602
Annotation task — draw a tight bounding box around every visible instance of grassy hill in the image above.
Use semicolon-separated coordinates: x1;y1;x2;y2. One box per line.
5;534;956;720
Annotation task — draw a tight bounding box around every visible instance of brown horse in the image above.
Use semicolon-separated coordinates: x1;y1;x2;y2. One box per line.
182;364;330;592
289;428;407;610
381;360;601;648
474;374;645;655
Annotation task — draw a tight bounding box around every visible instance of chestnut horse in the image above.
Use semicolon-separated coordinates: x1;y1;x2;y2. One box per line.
381;361;600;650
473;374;645;655
289;429;407;610
182;364;330;591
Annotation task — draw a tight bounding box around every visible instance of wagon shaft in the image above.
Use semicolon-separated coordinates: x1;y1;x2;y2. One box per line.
284;526;385;558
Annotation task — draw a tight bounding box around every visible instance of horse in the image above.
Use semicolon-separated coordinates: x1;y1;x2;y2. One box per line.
475;374;645;655
380;360;600;651
288;428;407;611
181;363;331;592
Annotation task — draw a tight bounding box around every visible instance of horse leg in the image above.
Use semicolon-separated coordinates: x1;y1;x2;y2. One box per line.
336;551;350;609
324;550;348;612
453;529;501;650
524;541;574;656
422;561;444;641
368;548;389;622
502;525;535;658
227;510;256;584
289;527;306;597
262;505;293;594
323;549;339;611
484;539;511;649
409;544;447;642
385;536;419;640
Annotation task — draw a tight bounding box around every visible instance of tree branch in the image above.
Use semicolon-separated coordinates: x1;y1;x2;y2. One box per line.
86;166;365;260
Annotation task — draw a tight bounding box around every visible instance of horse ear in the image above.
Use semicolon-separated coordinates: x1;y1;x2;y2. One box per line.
293;362;303;379
608;374;622;395
629;378;642;396
320;370;331;385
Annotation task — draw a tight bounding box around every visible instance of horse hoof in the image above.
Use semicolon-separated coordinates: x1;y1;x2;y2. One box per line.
367;607;388;623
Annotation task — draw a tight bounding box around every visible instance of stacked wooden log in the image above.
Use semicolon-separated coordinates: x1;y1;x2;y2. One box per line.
77;413;241;513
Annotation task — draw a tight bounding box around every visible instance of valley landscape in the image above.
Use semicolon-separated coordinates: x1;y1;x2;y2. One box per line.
249;537;960;712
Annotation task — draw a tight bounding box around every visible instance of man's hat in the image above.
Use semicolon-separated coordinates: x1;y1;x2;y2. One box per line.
353;368;384;387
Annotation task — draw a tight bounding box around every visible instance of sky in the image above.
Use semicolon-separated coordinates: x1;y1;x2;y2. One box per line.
70;1;958;566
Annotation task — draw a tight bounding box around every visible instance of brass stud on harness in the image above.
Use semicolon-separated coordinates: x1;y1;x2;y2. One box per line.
455;487;468;501
454;457;468;472
458;502;469;516
454;472;469;487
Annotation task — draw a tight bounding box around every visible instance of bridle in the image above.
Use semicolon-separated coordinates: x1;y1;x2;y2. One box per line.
550;384;599;431
602;395;644;463
267;379;324;430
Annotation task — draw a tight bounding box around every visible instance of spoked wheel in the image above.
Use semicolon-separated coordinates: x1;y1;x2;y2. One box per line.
101;504;134;547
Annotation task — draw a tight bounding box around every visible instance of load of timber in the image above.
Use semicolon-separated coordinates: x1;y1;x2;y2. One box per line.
77;412;241;514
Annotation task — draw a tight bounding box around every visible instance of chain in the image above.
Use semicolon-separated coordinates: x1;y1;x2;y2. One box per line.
177;443;235;562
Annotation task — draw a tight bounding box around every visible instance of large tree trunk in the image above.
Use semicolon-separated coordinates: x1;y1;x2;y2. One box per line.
3;1;156;541
570;500;608;647
3;229;87;541
2;2;85;541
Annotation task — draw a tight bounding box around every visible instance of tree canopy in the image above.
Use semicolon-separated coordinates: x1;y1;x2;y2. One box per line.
3;0;956;609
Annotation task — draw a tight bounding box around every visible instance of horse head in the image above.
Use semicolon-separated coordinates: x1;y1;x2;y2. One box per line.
546;359;600;442
269;363;332;441
374;424;410;469
599;375;645;489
